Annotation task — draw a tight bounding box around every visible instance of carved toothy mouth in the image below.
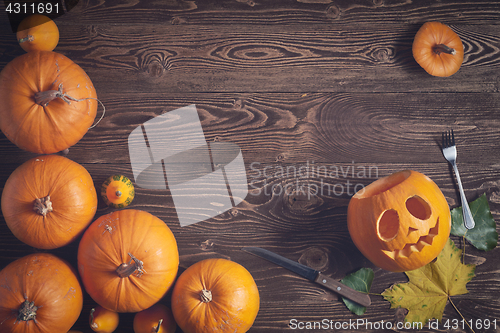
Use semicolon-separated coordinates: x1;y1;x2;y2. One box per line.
382;219;440;259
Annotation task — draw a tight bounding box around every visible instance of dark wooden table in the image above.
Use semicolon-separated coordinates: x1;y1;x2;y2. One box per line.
1;1;499;332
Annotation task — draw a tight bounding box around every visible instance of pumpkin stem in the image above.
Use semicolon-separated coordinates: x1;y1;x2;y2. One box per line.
433;44;456;55
116;253;146;278
200;289;213;303
18;35;35;44
34;83;107;130
153;319;163;333
89;308;98;328
35;83;79;106
17;300;38;322
115;190;122;197
33;196;53;216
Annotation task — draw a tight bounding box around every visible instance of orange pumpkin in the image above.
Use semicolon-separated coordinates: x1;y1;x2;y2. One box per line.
0;51;98;154
17;14;59;52
412;21;464;77
171;258;260;333
1;154;98;249
90;306;120;333
77;209;179;313
347;170;451;272
0;253;83;332
133;303;177;333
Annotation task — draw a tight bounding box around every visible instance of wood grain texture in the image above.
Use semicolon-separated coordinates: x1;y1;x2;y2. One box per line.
2;21;500;92
0;0;499;332
40;24;500;92
27;0;500;26
1;92;499;165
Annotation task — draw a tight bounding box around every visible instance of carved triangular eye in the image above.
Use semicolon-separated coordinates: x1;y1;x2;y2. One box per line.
377;209;399;242
406;195;432;220
407;227;418;236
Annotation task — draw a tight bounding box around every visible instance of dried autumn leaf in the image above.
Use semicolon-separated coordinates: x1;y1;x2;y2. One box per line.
382;239;475;325
450;193;498;251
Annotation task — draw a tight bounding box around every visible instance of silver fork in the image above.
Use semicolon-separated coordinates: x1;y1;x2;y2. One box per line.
442;130;475;229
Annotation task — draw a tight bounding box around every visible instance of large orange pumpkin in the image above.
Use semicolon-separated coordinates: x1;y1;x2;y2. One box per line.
412;21;464;77
17;14;59;52
1;154;98;249
0;51;98;154
0;253;83;333
347;170;451;272
171;258;260;333
77;209;179;313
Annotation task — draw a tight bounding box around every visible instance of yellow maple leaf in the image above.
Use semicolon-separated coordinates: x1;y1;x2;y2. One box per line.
382;238;476;325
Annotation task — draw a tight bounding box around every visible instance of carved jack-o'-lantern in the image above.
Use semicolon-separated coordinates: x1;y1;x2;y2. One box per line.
347;170;451;272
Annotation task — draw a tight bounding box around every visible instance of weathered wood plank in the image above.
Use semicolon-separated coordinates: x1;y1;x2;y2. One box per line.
1;92;498;166
1;160;498;237
0;1;499;332
1;22;500;92
18;0;500;26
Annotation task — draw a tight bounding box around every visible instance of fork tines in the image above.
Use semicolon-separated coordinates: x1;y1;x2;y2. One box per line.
442;129;455;148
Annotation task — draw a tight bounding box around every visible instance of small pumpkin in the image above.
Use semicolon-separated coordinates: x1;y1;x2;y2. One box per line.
90;306;120;333
1;154;98;249
133;303;177;333
17;14;59;52
0;51;98;154
347;170;451;272
0;253;83;333
101;175;135;208
412;21;464;77
77;209;179;313
171;258;260;333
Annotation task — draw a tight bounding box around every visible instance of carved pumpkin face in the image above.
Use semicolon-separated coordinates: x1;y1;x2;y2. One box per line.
347;170;451;272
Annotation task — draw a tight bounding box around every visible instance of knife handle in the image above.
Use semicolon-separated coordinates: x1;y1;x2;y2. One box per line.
314;273;371;307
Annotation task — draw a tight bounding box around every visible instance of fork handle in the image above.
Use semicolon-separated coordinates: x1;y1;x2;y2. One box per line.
452;163;475;229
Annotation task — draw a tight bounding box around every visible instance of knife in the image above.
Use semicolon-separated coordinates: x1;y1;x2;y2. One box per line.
241;247;371;307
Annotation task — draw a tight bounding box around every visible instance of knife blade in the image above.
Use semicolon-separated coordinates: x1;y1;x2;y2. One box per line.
241;247;371;307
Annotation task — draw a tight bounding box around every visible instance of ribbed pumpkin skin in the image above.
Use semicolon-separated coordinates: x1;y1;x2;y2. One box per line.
17;14;59;52
1;154;98;249
412;22;464;77
0;51;97;154
347;170;451;272
171;258;260;333
0;253;83;333
77;209;179;313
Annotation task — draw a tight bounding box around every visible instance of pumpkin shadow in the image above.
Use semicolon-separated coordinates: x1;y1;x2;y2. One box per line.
395;23;429;76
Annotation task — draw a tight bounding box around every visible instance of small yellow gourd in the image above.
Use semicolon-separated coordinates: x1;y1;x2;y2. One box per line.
101;175;135;208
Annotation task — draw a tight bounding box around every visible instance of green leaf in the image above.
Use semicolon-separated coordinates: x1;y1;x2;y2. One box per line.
340;267;374;315
382;239;476;325
450;193;498;251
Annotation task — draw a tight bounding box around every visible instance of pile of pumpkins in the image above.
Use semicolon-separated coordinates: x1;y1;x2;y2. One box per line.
0;15;259;333
0;13;462;333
